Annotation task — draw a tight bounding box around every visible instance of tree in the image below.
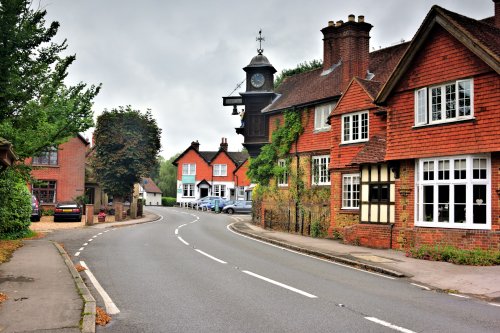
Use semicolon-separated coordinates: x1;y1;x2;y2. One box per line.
156;153;180;197
91;106;162;204
0;0;100;160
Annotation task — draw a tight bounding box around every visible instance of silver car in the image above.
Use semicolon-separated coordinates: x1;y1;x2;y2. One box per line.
222;200;252;214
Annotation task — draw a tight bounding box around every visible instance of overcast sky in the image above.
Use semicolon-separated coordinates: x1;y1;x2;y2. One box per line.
39;0;494;159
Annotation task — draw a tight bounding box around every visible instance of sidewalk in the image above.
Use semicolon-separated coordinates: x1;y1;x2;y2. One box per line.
0;213;160;333
231;220;500;302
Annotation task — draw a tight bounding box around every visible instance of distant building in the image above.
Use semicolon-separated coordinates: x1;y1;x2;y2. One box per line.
139;177;162;206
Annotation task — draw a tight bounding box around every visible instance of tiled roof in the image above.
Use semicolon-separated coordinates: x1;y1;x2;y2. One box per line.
199;150;249;166
355;78;383;100
141;178;162;193
436;6;500;57
350;135;387;165
264;42;409;113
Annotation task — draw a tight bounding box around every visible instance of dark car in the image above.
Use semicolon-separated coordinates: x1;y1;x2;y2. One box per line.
54;201;83;222
30;195;41;222
222;200;252;214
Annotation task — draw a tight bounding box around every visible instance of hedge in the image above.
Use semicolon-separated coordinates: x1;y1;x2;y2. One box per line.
0;169;32;239
162;197;176;206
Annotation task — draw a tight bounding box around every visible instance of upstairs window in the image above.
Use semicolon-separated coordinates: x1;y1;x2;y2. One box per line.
314;103;334;131
277;159;288;186
213;164;227;176
32;147;58;166
415;79;473;126
342;111;368;144
182;163;196;175
312;155;330;185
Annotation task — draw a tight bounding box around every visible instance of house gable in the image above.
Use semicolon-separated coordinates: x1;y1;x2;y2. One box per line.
175;149;211;181
209;150;238;182
385;23;500;160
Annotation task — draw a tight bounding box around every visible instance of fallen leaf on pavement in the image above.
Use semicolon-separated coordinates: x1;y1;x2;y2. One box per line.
74;264;86;272
0;293;8;304
96;306;111;326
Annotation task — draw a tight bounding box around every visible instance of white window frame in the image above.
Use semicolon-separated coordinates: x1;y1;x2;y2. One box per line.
182;163;196;176
213;164;227;176
314;103;333;131
213;184;226;197
414;78;473;126
311;155;330;185
341;111;369;144
237;186;245;197
182;184;194;197
415;154;490;230
342;174;360;209
277;159;288;187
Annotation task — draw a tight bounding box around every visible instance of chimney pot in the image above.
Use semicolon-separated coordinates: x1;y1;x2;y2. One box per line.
348;14;355;22
358;15;365;23
336;20;343;26
328;20;334;26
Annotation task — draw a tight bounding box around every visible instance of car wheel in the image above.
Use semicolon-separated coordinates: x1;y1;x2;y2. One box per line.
227;208;234;214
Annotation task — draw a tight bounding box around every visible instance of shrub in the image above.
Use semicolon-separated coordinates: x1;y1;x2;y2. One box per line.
0;169;32;239
310;220;326;238
162;197;176;207
407;244;500;266
42;208;54;216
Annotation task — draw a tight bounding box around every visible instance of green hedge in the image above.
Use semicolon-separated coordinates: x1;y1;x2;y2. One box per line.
407;245;500;266
162;197;176;206
0;169;32;239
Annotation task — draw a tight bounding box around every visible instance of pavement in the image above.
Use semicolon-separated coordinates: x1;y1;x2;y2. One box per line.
1;210;498;332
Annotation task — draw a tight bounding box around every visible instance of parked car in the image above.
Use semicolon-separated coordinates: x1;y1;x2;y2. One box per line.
201;198;230;211
30;195;41;222
189;196;219;208
222;200;252;214
53;201;83;222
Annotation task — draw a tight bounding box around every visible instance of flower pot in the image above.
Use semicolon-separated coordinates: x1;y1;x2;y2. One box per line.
98;216;105;223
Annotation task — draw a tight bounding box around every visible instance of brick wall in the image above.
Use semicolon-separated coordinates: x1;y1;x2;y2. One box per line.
234;160;251;187
176;149;211;181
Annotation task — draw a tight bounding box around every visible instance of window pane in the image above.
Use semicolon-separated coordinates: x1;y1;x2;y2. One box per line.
352;114;359;140
361;113;368;139
416;89;427;124
438;160;449;180
343;116;350;142
423;185;434;222
473;158;487;179
458;80;471;116
438;185;449;222
445;83;456;119
431;87;442;121
454;159;466;179
423;161;434;181
454;185;466;223
473;185;486;224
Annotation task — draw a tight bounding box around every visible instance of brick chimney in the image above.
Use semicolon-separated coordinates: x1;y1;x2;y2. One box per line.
191;140;200;151
321;14;373;92
495;0;500;28
219;137;228;151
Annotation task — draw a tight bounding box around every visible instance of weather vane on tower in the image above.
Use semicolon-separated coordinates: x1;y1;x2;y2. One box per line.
256;29;265;55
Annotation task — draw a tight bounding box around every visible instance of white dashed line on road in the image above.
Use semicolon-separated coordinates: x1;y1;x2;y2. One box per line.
177;236;189;246
364;317;415;333
195;249;227;264
242;270;317;298
410;283;430;291
449;293;470;299
79;247;84;251
74;252;80;257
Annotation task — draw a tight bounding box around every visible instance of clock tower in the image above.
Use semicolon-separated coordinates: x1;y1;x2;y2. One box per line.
239;31;277;157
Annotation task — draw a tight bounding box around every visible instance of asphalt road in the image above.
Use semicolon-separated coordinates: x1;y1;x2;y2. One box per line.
50;207;500;332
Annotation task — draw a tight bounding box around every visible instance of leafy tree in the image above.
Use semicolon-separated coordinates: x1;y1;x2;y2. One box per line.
156;153;180;197
91;106;162;203
0;0;100;160
0;168;31;239
274;60;323;89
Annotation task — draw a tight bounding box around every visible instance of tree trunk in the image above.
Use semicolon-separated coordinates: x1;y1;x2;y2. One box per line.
114;196;123;221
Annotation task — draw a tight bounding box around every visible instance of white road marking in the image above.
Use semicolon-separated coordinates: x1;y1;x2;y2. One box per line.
410;283;430;291
88;239;93;242
104;230;110;233
98;232;103;235
195;249;227;264
364;317;415;333
79;247;84;251
178;224;187;228
177;237;189;246
488;302;500;307
83;243;88;246
175;229;179;235
74;252;80;257
449;293;469;299
242;270;317;298
227;223;395;280
93;235;98;238
80;261;120;315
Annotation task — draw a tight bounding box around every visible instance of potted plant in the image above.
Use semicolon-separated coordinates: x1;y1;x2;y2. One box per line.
97;208;106;223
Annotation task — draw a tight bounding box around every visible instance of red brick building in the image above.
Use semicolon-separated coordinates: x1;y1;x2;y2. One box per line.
173;138;250;203
29;135;89;209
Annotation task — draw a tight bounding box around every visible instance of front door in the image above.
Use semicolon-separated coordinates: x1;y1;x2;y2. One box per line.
200;187;209;198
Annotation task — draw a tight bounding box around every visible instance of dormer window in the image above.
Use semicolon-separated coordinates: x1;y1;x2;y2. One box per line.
415;79;473;126
341;111;369;144
314;103;334;131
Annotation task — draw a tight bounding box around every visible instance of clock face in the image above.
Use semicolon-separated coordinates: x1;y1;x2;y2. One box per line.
250;73;265;88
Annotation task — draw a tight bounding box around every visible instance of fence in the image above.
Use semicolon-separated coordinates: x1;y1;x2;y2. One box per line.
261;201;330;237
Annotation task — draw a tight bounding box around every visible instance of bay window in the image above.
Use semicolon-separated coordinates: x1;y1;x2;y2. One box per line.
342;111;368;143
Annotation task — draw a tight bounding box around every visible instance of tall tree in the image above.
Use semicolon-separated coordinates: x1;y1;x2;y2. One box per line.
156;153;180;197
0;0;100;160
91;106;162;203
